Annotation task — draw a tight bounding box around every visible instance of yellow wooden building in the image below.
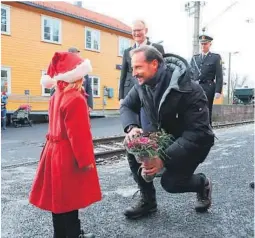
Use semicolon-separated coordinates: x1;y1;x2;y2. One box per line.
1;1;133;112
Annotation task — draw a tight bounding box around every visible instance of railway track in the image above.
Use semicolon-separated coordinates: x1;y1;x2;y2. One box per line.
2;120;254;170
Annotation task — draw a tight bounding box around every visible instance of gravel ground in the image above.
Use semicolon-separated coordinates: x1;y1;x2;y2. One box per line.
1;124;254;238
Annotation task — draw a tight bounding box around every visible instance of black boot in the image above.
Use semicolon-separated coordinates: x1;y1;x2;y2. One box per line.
124;189;157;219
125;153;157;219
195;178;212;213
250;182;254;189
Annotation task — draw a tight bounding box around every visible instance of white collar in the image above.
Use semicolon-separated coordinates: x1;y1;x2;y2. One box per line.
202;51;210;56
136;38;148;48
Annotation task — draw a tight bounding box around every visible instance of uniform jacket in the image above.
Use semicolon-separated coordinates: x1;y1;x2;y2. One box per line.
118;41;165;100
29;82;101;214
190;52;223;94
120;54;215;164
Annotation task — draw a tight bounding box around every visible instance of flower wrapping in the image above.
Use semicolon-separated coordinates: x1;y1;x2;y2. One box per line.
124;130;175;182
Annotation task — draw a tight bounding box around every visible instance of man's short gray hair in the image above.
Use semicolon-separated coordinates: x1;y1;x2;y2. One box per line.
132;19;147;28
130;45;164;64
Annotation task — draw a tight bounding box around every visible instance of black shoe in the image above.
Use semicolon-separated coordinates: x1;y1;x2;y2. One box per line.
79;230;95;238
124;191;157;219
195;179;212;213
250;182;254;189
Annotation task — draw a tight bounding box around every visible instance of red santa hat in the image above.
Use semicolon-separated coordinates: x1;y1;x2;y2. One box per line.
41;52;92;89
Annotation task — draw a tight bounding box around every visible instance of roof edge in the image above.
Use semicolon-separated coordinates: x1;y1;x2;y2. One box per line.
19;1;132;36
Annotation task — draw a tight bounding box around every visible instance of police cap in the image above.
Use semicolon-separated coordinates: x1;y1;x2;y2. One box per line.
199;35;213;43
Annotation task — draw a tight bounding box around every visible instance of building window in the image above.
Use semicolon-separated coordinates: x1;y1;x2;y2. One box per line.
1;67;11;94
119;37;131;56
85;28;100;51
89;76;100;97
41;16;61;44
1;4;10;35
41;70;51;96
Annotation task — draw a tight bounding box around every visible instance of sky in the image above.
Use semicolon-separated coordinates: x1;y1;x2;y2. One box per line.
70;0;255;88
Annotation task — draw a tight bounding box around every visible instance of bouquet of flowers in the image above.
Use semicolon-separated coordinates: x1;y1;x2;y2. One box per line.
124;130;175;182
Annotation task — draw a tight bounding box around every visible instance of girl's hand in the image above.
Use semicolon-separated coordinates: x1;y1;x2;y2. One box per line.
82;163;94;171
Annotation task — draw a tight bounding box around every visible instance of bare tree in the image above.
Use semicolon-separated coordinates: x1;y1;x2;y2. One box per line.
230;73;248;99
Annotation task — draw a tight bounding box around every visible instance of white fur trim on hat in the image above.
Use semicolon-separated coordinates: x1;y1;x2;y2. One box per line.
55;59;92;83
40;59;92;89
40;75;56;89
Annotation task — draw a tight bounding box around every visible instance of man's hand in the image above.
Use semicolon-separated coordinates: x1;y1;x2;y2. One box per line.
125;127;143;143
214;93;221;99
142;156;164;176
88;107;92;113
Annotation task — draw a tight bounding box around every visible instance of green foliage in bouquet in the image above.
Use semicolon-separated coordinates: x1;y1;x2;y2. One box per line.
124;130;175;161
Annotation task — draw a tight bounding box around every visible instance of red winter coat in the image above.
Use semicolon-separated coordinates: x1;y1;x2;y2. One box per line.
29;82;102;214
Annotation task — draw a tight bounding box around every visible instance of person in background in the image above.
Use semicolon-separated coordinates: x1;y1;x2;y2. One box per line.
190;35;223;125
1;92;8;130
119;20;165;106
29;52;101;238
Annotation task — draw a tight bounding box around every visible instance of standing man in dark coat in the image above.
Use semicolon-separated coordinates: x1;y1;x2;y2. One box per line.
118;20;165;106
120;45;214;219
119;20;165;177
190;35;223;125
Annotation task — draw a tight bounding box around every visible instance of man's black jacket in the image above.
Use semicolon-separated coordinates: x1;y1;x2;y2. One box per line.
120;54;215;164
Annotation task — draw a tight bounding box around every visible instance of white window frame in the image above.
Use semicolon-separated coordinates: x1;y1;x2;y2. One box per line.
89;76;100;97
41;70;51;96
85;27;101;52
1;4;11;35
1;66;11;94
41;15;62;44
118;37;131;57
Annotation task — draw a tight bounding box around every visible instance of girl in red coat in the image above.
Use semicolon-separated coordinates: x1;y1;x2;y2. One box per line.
29;52;102;238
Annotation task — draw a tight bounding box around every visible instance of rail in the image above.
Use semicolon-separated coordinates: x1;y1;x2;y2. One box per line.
2;120;254;170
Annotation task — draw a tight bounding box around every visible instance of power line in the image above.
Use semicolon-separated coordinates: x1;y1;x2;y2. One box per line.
202;1;239;32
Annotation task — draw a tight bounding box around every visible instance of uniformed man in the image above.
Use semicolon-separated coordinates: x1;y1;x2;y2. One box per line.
190;35;223;125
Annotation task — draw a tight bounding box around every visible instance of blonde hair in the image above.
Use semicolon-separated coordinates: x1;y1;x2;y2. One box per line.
64;78;84;92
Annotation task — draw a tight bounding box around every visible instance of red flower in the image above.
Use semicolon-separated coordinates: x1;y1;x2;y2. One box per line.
139;137;149;144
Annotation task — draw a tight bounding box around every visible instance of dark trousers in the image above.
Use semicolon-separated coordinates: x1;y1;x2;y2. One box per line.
161;158;206;194
200;82;215;125
52;210;80;238
127;145;211;198
127;107;157;198
1;109;7;129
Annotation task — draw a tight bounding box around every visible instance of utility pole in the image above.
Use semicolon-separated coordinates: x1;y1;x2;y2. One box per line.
227;52;231;104
193;2;200;55
185;1;205;55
